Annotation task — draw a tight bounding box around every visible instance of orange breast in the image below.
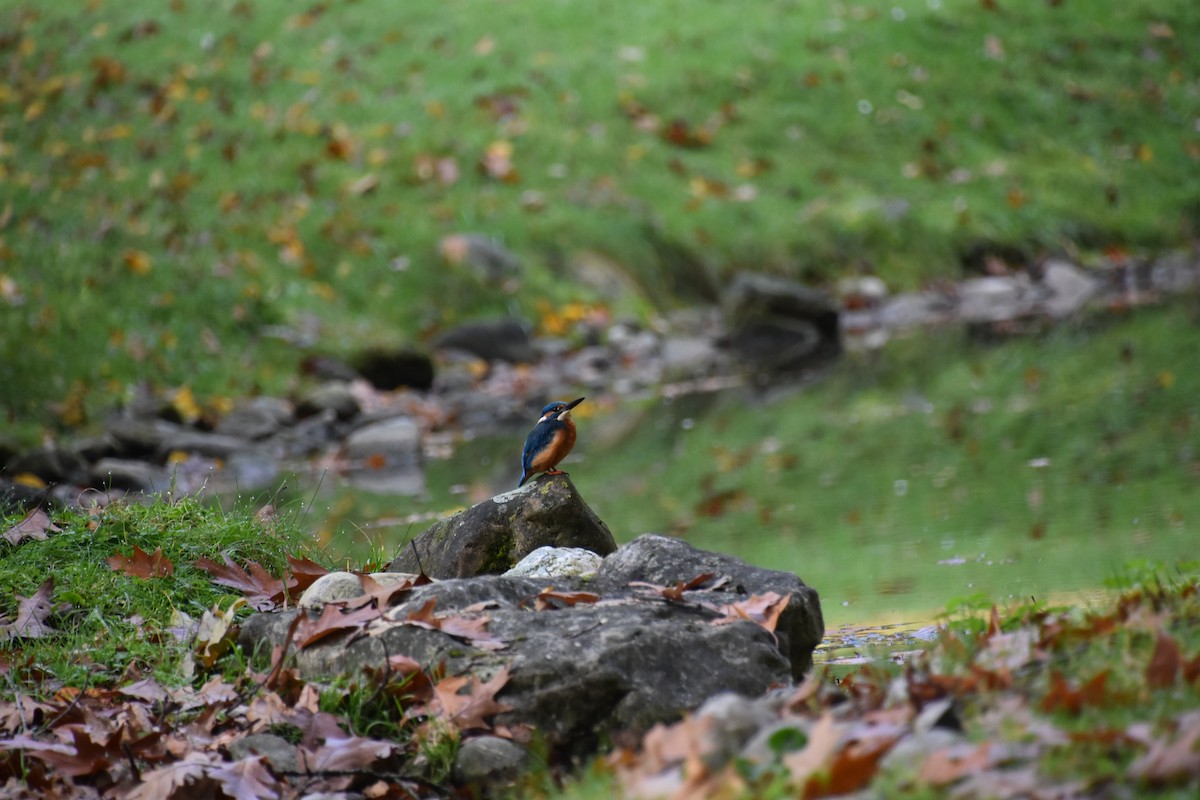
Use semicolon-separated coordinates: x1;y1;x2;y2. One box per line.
529;422;576;472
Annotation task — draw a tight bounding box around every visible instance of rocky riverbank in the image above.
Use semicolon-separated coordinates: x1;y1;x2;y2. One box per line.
3;249;1197;515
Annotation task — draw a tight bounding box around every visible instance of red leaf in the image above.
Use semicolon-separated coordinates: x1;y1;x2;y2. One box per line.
107;545;174;578
286;555;330;596
713;592;790;634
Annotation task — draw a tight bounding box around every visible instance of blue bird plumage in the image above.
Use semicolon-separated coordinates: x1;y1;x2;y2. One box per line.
518;397;585;487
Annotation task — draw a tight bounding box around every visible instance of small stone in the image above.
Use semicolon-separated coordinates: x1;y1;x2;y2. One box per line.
504;546;604;580
452;736;530;786
299;572;367;608
693;692;777;770
227;733;298;773
216;397;293;440
1040;259;1098;318
296;382;360;420
89;459;172;493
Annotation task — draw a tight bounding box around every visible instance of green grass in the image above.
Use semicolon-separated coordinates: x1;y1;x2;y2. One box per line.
314;302;1200;626
0;497;318;689
2;0;1199;437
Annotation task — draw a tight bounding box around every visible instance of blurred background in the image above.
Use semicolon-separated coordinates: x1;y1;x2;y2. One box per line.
1;0;1197;630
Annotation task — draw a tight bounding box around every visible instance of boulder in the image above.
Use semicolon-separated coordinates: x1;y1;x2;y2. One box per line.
352;348;435;391
385;475;617;578
89;458;173;493
296;382;360;421
341;417;424;495
238;534;824;759
215;397;294;441
720;272;841;372
434;318;536;364
6;445;89;485
588;534;824;679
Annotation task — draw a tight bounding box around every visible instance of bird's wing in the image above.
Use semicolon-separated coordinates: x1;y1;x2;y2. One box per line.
521;421;562;472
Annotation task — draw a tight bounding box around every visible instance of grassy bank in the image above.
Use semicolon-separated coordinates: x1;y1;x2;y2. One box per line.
2;0;1198;437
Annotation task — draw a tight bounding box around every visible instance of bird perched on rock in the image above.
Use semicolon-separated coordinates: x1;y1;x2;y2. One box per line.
518;397;585;487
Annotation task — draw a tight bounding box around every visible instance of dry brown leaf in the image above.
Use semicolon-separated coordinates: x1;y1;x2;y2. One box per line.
533;588;601;610
208;754;281;800
292;601;382;649
3;507;62;546
1;578;62;641
918;741;994;787
713;591;791;634
433;667;511;731
782;713;840;790
194;555;286;609
1146;630;1182;689
1128;710;1200;783
107;545;174;578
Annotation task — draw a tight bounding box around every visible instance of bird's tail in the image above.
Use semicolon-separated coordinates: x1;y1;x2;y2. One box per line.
517;471;529;488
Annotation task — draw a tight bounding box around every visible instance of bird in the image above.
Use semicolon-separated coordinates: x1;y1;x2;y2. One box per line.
518;397;585;487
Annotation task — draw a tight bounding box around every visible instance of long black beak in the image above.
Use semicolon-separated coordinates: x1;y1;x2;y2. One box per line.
566;397;585;410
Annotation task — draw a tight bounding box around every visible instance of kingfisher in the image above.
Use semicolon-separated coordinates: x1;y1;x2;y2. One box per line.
518;397;585;487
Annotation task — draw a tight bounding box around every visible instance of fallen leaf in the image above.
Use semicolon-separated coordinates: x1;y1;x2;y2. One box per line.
128;752;219;800
1;578;62;641
919;741;994;787
194;598;246;668
1146;630;1182;688
1128;710;1200;783
107;545;174;578
306;735;397;772
782;713;840;789
533;588;601;610
434;667;511;731
1040;670;1108;715
712;592;790;634
209;755;281;800
292;601;382;648
3;507;62;546
194;555;286;609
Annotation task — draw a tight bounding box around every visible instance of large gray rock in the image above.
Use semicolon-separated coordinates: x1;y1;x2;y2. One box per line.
588;534;824;678
215;397;294;440
238;534;823;759
386;475;617;578
434;318;536;364
720;272;841;372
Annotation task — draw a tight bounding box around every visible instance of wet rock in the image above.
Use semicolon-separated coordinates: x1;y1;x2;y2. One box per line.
453;736;530;787
215;397;293;441
240;534;819;758
89;458;173;493
721;272;841;372
352;348;435;391
1040;259;1098;318
503;546;604;580
385;475;617;578
7;446;88;485
296;382;360;421
434;318;536;364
